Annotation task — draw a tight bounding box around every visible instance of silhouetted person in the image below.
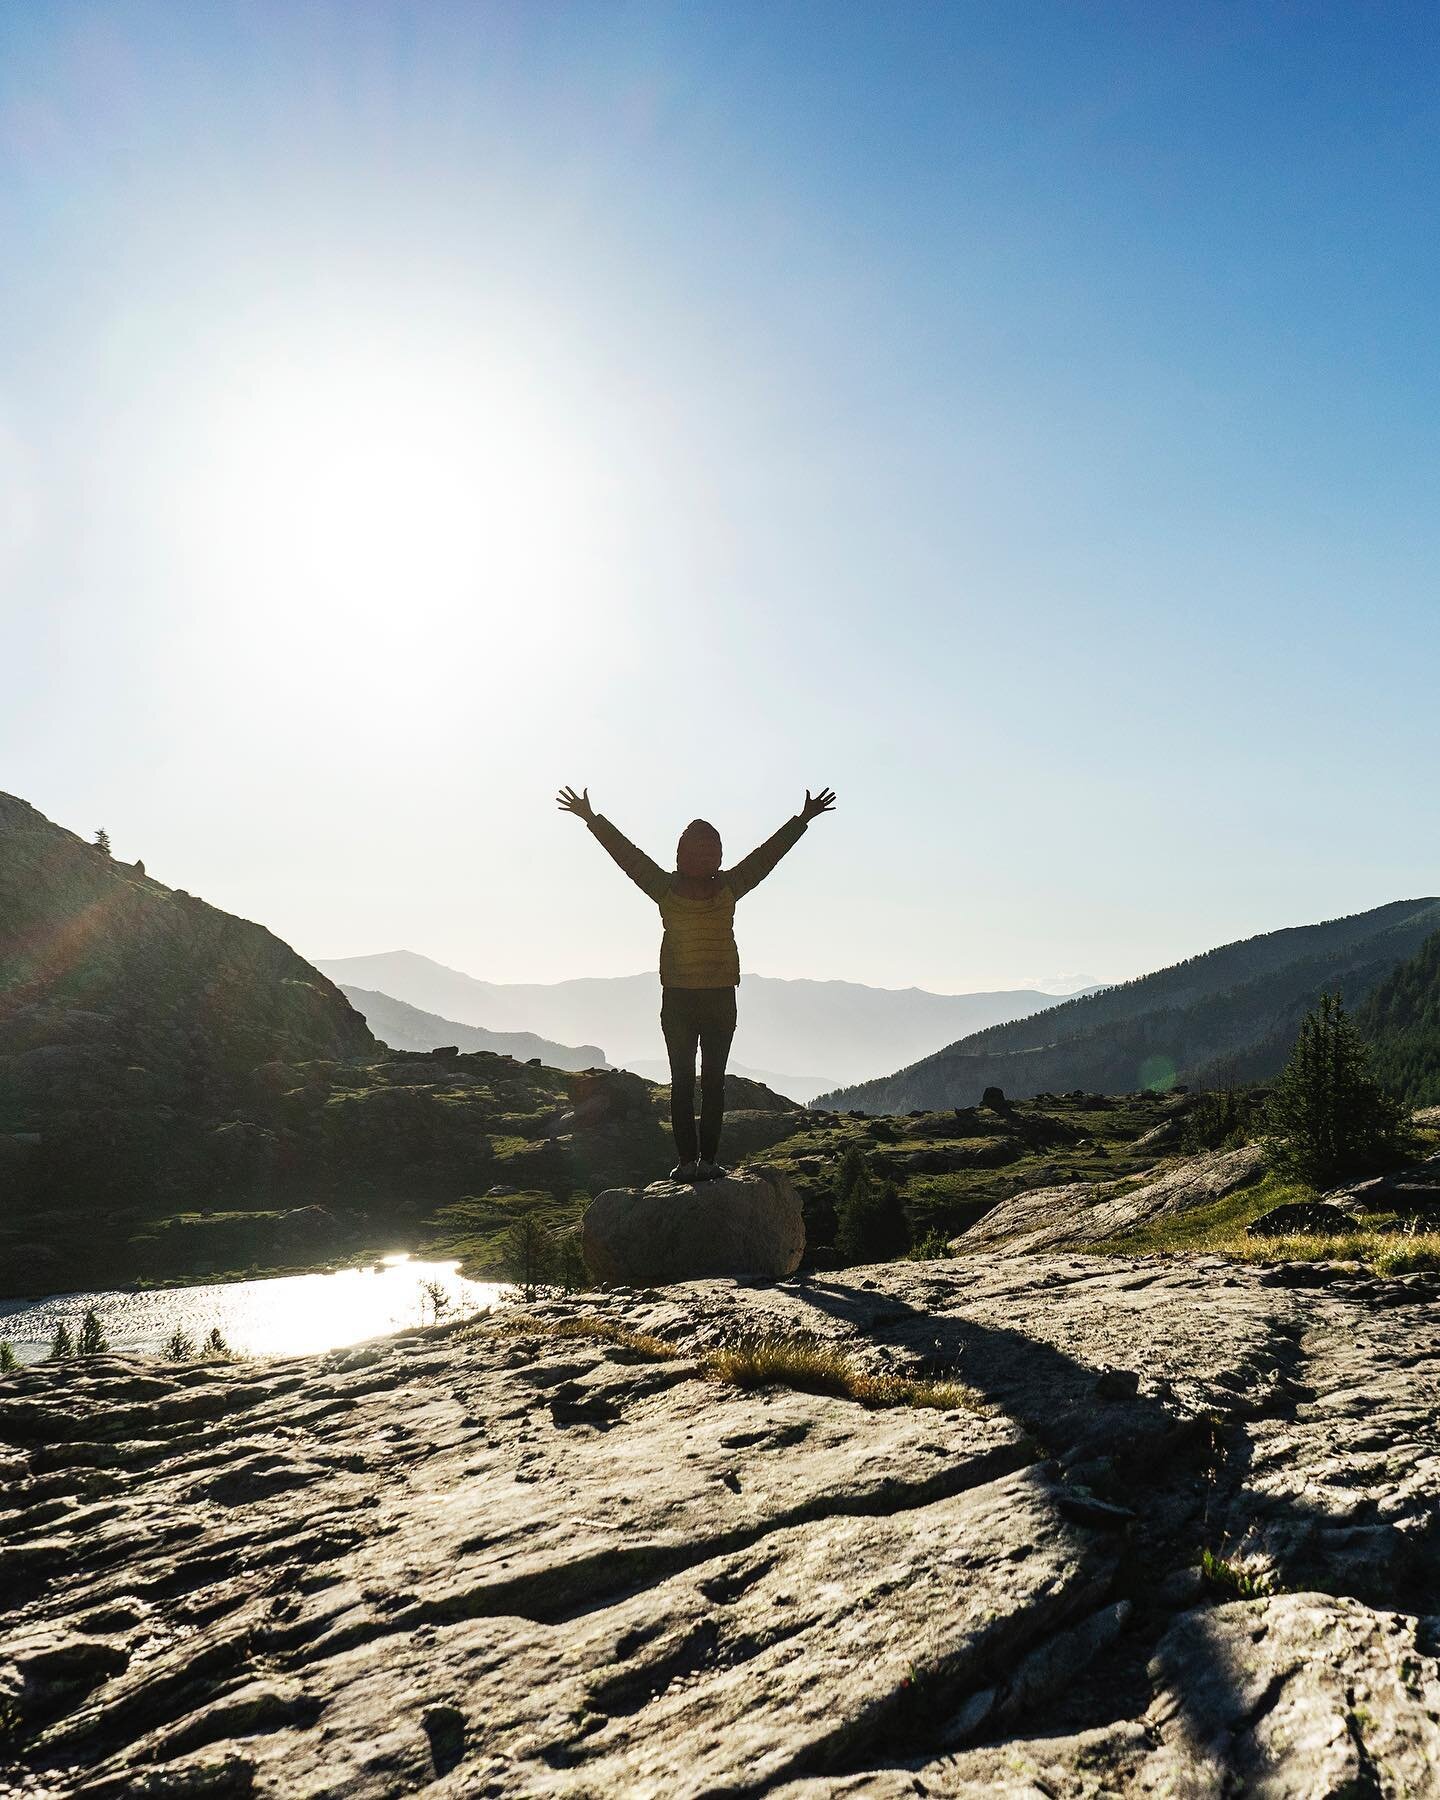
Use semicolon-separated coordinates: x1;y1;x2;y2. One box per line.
557;785;837;1181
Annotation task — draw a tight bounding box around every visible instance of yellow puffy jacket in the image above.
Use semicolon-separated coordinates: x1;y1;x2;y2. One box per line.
587;813;807;988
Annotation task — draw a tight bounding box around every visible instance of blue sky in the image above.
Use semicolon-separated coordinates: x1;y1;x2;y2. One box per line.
2;2;1436;992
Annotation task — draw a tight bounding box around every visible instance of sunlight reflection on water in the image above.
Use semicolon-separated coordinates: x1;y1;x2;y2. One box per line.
0;1257;511;1366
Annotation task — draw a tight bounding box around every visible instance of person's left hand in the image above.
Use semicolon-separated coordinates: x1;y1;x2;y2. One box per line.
801;786;837;822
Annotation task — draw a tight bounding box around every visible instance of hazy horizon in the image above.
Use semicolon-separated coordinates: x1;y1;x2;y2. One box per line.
318;946;1101;1002
4;4;1437;992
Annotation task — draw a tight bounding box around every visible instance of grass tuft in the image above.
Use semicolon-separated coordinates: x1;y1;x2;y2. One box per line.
704;1329;983;1413
1200;1546;1280;1599
486;1314;982;1410
494;1312;678;1361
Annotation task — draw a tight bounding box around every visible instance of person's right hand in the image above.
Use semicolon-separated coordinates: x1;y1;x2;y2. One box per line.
556;785;595;823
801;786;837;822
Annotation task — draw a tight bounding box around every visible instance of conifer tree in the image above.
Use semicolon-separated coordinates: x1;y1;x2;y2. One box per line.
49;1320;75;1359
77;1308;108;1356
501;1213;555;1300
0;1341;16;1373
93;827;111;855
1265;992;1409;1188
835;1148;912;1265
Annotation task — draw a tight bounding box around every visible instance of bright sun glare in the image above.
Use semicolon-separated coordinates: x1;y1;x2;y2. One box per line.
175;323;614;656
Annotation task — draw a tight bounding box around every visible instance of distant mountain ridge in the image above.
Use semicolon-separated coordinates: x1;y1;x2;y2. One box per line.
819;899;1440;1112
314;952;1085;1101
339;986;607;1072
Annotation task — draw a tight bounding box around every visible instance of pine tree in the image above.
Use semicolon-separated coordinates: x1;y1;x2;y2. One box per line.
163;1326;195;1360
0;1341;16;1374
49;1320;75;1359
202;1326;231;1358
501;1214;555;1300
77;1308;108;1356
93;827;111;855
835;1149;912;1265
1265;992;1410;1188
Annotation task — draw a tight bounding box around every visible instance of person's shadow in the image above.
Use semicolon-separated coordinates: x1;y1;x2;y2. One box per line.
745;1267;1433;1771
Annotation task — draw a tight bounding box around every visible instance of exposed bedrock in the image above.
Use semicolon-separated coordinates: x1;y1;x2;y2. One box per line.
2;1254;1438;1796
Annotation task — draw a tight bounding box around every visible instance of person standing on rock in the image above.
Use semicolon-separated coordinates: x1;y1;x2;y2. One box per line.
556;785;837;1183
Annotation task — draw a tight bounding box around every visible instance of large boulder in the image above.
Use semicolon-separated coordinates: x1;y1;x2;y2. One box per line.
582;1167;804;1284
1247;1200;1358;1238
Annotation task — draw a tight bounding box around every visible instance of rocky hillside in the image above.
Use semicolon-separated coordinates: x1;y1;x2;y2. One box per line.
0;792;374;1089
339;984;608;1071
3;1257;1438;1794
821;898;1440;1112
1358;926;1440;1106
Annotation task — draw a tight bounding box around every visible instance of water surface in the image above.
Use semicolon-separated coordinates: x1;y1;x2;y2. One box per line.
0;1256;508;1367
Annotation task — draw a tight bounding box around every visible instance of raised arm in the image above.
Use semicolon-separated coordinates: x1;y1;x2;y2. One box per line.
556;785;669;902
727;786;836;898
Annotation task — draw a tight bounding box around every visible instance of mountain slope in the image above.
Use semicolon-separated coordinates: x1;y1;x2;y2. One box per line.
1357;929;1440;1107
340;985;608;1071
314;951;1080;1098
820;899;1440;1111
0;792;374;1106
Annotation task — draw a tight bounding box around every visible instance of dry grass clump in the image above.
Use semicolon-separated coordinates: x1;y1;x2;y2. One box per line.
488;1314;982;1411
493;1312;679;1361
704;1330;982;1413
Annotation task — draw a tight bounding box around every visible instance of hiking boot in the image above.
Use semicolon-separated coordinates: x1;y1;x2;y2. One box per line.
669;1161;701;1182
694;1161;729;1182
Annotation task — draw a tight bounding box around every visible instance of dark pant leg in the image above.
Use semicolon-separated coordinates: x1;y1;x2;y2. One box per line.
697;989;738;1164
660;991;701;1164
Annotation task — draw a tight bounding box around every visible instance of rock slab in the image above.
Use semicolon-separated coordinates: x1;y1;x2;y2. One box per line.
582;1166;805;1283
4;1254;1440;1795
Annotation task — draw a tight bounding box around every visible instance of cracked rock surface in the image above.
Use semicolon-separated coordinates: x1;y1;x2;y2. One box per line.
2;1253;1438;1796
957;1143;1267;1255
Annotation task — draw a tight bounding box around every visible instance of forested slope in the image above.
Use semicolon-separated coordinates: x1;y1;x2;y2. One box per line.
821;899;1440;1111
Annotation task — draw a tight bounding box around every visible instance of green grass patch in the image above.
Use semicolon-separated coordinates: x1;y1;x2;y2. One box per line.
1093;1167;1440;1272
1092;1171;1312;1256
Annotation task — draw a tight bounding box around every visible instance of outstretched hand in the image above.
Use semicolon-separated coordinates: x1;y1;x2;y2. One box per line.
801;786;837;822
556;785;595;823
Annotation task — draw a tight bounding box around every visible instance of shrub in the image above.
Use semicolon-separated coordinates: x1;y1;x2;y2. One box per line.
1266;993;1411;1187
419;1279;451;1325
77;1308;108;1356
201;1326;231;1357
553;1228;589;1294
162;1326;195;1360
0;1341;16;1373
